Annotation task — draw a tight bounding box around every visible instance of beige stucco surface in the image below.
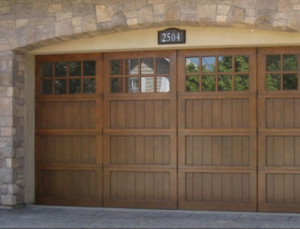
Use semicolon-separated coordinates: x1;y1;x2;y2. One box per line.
30;27;300;54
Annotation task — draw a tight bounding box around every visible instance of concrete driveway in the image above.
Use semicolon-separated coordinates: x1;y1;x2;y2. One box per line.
0;205;300;228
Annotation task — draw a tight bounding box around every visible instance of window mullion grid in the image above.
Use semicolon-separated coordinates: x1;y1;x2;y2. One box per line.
81;60;84;94
199;56;202;92
215;55;218;92
232;55;235;91
281;54;284;90
154;58;157;93
52;62;55;94
66;61;70;94
123;59;126;93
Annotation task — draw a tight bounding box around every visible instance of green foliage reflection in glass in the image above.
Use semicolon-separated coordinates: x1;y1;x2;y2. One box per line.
111;60;123;75
69;79;81;94
202;57;216;73
284;74;298;90
55;62;67;77
218;75;232;91
266;74;281;90
218;56;232;72
266;54;298;90
202;75;216;91
84;79;95;93
55;79;66;94
266;55;281;72
283;55;298;71
235;56;249;72
69;61;81;76
186;76;199;92
185;57;199;73
235;75;249;91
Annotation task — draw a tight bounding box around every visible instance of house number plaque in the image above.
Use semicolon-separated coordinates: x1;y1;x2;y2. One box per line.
158;28;186;45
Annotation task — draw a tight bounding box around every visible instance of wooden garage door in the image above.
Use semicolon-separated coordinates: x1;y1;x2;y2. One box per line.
102;51;177;209
258;47;300;212
177;49;257;211
35;54;102;206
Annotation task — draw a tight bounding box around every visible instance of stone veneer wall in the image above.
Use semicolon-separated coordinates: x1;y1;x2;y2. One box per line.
1;0;300;206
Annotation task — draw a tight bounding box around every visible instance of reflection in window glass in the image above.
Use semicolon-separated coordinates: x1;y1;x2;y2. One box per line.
266;55;281;72
218;75;232;91
111;78;123;93
157;77;170;92
157;58;170;74
55;62;67;77
141;59;154;74
186;76;199;92
84;78;95;93
42;80;52;94
235;56;249;72
283;55;298;71
126;77;139;93
218;56;232;73
202;56;216;73
69;79;81;94
111;60;123;75
69;61;81;76
202;75;215;92
186;57;199;73
55;79;67;94
41;63;53;77
283;74;298;90
235;75;249;91
83;61;96;76
126;59;139;75
141;77;154;93
266;74;281;90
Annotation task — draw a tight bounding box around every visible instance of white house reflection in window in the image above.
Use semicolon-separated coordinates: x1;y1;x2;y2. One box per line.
127;77;139;93
157;76;170;92
141;77;154;93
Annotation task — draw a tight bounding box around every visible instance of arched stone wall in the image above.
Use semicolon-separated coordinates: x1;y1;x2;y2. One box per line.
1;0;300;206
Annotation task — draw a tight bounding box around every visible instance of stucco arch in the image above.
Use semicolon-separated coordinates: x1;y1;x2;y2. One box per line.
2;0;300;207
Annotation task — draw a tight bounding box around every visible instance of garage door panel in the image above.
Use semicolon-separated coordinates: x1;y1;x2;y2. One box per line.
104;169;176;209
35;54;103;206
185;136;252;166
38;101;96;129
259;172;300;212
184;98;254;129
38;135;97;165
258;47;300;212
108;135;171;165
108;171;170;201
103;51;177;209
37;169;102;206
265;98;300;128
179;170;256;211
178;48;257;211
110;99;171;129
